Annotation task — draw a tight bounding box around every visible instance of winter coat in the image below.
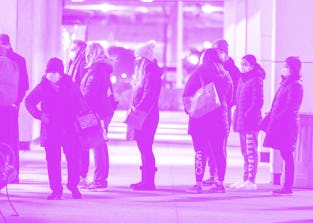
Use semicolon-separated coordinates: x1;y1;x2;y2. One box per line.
262;75;303;151
80;62;114;119
233;64;265;132
25;75;81;146
131;59;163;141
183;62;233;138
0;47;29;106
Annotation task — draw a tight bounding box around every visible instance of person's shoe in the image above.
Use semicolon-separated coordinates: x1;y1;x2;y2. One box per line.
186;184;202;194
78;177;89;188
272;187;293;195
229;181;245;189
202;178;216;187
130;181;156;191
236;181;257;190
71;188;82;199
206;183;225;193
85;181;108;192
47;192;63;200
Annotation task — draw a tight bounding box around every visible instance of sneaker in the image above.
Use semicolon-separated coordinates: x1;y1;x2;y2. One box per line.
186;184;202;194
272;188;293;195
78;177;89;188
206;183;225;193
47;192;63;200
85;181;108;192
236;181;257;190
229;181;245;189
202;178;216;187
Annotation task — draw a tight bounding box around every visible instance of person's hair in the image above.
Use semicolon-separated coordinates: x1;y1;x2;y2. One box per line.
200;48;220;66
242;54;257;66
85;42;108;68
285;56;301;76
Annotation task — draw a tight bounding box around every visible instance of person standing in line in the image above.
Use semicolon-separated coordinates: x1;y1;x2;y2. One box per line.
80;42;114;191
260;56;303;195
128;40;163;191
202;39;240;187
66;40;90;188
183;48;233;193
25;57;82;199
0;34;29;183
231;54;265;190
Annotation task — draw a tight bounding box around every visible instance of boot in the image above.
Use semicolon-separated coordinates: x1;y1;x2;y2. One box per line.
130;166;157;191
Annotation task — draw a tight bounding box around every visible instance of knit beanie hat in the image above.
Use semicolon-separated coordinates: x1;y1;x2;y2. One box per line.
46;57;64;74
212;39;228;55
285;56;301;76
134;40;156;61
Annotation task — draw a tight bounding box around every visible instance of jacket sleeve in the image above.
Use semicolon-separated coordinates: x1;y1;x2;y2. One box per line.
25;84;43;120
17;56;29;104
281;82;303;118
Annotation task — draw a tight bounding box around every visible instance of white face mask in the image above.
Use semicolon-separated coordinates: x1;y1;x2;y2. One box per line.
218;51;227;62
281;67;290;76
46;72;61;83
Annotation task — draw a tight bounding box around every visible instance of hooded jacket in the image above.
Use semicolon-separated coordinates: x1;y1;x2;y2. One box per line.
233;64;265;131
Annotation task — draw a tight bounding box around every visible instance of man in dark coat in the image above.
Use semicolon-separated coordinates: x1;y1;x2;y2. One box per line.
261;56;303;195
25;57;82;199
0;33;29;183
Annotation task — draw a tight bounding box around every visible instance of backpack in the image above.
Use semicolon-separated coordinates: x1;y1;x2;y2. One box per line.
0;55;20;106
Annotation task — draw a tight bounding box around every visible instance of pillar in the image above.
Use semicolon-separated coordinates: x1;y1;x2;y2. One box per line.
0;0;62;149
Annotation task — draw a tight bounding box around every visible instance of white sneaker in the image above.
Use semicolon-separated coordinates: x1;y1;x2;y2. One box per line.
236;181;257;190
229;181;245;189
78;177;89;188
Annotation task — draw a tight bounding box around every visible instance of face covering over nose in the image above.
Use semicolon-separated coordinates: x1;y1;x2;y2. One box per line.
46;72;61;83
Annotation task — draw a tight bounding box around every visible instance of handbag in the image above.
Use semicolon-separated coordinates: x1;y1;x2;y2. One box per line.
188;78;221;118
76;109;104;148
124;107;148;130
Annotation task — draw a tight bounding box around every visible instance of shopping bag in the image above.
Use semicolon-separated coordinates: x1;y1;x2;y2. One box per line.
189;82;221;118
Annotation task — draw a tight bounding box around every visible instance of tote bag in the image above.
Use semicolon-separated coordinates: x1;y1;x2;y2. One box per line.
76;109;104;148
189;82;221;118
124;108;148;130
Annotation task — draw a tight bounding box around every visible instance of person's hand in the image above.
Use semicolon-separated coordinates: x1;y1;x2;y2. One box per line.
41;113;50;124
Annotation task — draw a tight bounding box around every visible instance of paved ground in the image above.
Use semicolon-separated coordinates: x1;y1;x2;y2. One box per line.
1;141;313;223
1;111;313;223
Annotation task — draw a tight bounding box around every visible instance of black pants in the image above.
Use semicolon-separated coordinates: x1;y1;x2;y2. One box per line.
45;133;80;193
0;106;19;179
280;149;294;190
191;132;227;182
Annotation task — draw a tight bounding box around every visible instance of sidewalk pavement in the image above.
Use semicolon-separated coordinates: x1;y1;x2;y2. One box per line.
1;140;313;223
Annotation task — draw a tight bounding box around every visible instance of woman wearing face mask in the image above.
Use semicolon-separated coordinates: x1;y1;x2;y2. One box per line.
231;54;265;190
260;56;303;195
25;57;82;200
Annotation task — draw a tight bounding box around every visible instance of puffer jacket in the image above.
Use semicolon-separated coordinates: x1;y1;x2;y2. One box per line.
233;64;265;132
80;62;114;119
263;75;303;151
25;75;81;146
183;62;233;138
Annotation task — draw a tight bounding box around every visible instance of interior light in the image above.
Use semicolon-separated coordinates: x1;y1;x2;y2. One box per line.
141;0;154;2
201;4;223;14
